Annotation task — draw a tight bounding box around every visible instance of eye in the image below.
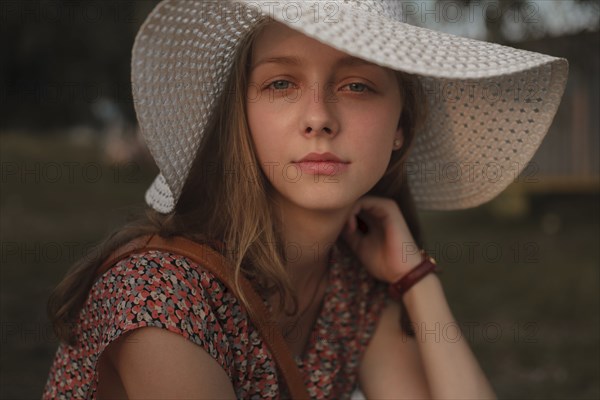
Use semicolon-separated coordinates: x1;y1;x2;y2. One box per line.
266;80;296;90
342;82;372;93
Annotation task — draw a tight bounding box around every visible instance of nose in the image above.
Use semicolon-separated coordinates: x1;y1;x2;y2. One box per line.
302;84;339;138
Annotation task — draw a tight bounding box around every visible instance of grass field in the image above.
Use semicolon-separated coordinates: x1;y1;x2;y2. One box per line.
1;132;598;399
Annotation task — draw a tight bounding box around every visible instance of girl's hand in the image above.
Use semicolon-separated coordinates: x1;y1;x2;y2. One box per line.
341;195;424;283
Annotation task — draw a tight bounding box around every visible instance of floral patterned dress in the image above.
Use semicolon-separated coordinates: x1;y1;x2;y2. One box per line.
43;242;390;399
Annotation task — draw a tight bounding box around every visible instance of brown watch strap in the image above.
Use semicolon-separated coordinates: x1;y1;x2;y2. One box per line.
388;250;440;300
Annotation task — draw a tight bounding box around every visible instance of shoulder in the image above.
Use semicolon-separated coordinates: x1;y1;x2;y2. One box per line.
101;249;215;285
97;251;239;397
94;248;240;320
95;249;230;309
89;249;245;363
103;326;237;399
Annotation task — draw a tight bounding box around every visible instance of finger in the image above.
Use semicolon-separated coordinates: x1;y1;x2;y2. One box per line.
347;202;362;233
355;197;397;222
346;196;395;236
353;196;390;218
341;225;361;251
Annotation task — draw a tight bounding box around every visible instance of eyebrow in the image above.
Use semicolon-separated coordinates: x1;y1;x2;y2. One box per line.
250;55;379;72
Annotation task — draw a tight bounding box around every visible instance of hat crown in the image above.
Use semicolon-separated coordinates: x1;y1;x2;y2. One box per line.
340;0;402;20
248;0;402;20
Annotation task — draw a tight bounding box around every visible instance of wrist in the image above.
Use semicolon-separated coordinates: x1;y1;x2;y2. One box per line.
401;272;441;308
387;251;425;283
388;249;441;301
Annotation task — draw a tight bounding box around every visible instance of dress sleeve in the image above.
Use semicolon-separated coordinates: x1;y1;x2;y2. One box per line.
83;249;235;378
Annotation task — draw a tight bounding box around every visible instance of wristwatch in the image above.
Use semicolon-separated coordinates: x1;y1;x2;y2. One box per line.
388;249;440;300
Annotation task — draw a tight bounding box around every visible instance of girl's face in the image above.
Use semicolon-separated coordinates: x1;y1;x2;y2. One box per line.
246;21;403;213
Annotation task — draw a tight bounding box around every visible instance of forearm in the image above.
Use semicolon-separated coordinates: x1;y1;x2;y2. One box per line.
402;273;497;400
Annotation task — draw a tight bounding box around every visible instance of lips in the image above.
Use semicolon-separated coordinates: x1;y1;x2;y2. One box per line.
293;152;350;176
295;152;348;163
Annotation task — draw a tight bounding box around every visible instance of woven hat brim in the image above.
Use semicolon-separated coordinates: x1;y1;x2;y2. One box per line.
145;173;175;214
135;0;569;213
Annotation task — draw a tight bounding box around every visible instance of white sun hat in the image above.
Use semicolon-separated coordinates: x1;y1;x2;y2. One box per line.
131;0;569;213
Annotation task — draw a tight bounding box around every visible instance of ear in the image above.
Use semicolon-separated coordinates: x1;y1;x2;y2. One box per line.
393;127;404;150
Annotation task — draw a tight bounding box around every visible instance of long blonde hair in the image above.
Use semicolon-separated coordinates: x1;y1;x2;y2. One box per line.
47;17;428;344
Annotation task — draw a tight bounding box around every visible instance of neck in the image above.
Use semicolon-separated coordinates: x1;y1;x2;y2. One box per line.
273;200;353;294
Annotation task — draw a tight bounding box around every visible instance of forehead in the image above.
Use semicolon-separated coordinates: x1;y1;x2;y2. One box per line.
250;21;389;73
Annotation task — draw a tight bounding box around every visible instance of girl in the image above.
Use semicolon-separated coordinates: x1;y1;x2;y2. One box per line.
43;0;568;398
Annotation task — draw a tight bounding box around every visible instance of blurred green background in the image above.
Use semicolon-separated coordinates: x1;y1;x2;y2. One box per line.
1;1;599;399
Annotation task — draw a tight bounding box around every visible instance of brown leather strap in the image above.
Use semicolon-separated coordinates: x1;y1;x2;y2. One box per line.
96;234;309;399
388;249;440;300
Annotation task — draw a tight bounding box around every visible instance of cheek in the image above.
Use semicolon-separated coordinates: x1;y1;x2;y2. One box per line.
246;103;268;159
345;109;396;173
347;108;396;147
246;104;286;173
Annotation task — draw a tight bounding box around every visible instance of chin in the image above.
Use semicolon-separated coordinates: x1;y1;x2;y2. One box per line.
283;187;363;213
270;176;379;212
